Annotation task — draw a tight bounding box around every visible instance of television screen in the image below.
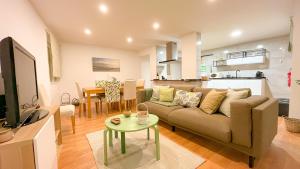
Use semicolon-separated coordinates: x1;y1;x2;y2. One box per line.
0;37;38;127
14;46;38;114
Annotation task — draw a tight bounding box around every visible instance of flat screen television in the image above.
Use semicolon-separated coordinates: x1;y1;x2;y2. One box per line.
0;37;39;127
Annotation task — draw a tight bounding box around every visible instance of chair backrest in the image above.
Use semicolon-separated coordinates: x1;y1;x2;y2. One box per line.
104;80;121;103
95;80;106;88
124;80;137;100
75;82;84;100
136;79;145;88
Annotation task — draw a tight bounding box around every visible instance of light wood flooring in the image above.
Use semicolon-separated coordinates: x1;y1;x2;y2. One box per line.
58;105;300;169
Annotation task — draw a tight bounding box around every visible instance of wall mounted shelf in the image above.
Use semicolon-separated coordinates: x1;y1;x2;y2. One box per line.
213;48;267;67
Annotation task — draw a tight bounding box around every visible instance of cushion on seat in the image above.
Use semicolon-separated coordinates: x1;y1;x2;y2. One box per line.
144;101;183;122
200;90;227;114
168;108;231;142
60;105;75;115
159;88;174;102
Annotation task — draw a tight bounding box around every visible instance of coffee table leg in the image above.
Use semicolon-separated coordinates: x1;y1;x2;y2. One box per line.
154;125;160;160
104;129;108;166
109;129;113;147
115;131;118;139
147;128;150;140
121;132;126;154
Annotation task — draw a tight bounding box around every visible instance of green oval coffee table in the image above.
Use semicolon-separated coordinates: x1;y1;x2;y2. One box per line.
103;113;160;166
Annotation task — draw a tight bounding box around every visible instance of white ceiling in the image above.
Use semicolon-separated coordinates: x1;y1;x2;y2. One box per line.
29;0;294;51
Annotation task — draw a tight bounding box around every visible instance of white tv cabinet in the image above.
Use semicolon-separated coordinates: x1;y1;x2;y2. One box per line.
0;106;61;169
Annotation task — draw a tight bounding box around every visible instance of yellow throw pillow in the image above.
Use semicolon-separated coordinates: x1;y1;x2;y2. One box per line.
200;90;227;114
159;88;174;102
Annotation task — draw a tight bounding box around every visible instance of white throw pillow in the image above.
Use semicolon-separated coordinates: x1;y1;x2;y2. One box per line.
151;86;170;101
219;89;249;117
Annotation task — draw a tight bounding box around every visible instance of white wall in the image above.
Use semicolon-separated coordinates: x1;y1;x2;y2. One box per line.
58;43;143;98
289;0;300;118
0;0;58;106
201;36;292;99
181;32;201;79
140;55;151;88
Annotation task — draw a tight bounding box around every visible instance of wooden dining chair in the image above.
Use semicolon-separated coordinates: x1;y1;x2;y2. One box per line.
104;80;122;115
95;80;106;113
75;82;101;116
123;80;137;111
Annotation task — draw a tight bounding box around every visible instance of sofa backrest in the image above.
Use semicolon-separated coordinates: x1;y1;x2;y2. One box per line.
169;85;195;92
193;87;252;104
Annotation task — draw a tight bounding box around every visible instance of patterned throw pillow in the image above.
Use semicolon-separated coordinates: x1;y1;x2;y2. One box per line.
151;86;170;101
173;90;202;108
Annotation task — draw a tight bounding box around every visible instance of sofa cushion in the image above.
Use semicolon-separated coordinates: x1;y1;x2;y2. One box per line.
150;100;178;107
173;90;202;108
151;86;169;101
159;88;174;102
144;101;183;122
169;108;231;143
219;89;249;117
200;90;227;114
193;87;252;104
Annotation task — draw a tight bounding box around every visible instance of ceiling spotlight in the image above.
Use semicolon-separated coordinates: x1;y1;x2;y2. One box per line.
230;30;242;38
223;50;229;54
99;4;108;13
153;22;160;30
196;41;202;46
256;44;264;49
84;28;92;35
127;37;133;43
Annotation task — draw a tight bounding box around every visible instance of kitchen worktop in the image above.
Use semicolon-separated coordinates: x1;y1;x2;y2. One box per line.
152;79;202;81
210;77;266;80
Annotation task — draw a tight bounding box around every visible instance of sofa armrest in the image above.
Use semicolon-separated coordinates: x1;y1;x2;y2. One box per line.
136;88;153;104
230;96;269;148
252;98;278;158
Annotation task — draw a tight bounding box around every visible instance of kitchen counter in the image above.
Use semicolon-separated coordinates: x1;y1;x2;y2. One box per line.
202;78;272;97
210;77;266;80
152;79;201;81
152;79;202;86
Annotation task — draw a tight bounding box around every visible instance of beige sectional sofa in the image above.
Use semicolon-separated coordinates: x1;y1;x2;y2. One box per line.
137;85;278;168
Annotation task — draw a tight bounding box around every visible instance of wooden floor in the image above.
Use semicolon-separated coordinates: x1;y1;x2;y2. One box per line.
58;105;300;169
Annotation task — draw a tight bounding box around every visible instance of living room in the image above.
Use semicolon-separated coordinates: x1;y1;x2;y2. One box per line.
0;0;300;169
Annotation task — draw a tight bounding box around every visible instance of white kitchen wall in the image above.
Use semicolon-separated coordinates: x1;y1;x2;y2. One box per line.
200;36;292;98
290;0;300;118
0;0;58;106
57;43;143;99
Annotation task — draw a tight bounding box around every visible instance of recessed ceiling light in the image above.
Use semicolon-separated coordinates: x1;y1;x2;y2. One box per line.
127;37;133;43
257;44;264;49
153;22;160;30
230;30;242;38
223;50;229;54
99;4;108;13
196;41;202;46
84;28;92;35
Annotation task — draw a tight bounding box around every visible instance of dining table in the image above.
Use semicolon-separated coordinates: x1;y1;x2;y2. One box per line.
82;85;144;118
